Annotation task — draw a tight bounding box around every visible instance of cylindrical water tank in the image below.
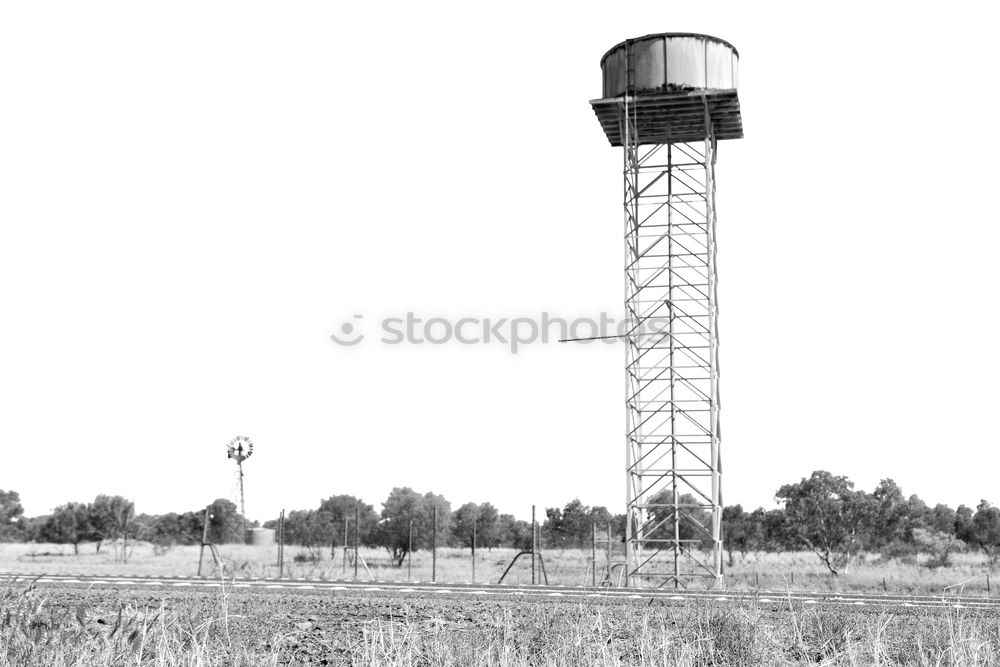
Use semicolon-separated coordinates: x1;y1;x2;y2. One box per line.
601;33;739;98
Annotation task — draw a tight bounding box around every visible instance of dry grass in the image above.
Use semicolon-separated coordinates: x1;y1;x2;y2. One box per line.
354;604;1000;666
5;541;1000;664
2;542;996;596
725;551;997;596
3;576;1000;666
0;577;276;666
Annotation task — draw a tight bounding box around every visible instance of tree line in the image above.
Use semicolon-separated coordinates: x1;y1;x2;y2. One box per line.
0;493;247;557
3;471;1000;574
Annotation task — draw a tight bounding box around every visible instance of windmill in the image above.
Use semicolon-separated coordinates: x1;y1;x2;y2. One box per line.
226;435;254;543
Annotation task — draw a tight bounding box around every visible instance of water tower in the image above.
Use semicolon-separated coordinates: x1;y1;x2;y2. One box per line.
590;33;743;588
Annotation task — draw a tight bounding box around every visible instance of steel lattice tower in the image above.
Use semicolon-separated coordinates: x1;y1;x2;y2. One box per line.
591;34;743;588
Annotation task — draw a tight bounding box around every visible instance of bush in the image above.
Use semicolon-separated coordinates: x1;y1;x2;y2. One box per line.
912;528;964;569
879;540;920;560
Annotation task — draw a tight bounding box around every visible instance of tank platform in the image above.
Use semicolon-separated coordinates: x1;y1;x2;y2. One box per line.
590;89;743;147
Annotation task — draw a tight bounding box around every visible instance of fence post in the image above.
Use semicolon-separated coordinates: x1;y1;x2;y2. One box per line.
432;506;438;583
353;505;360;581
197;505;211;577
342;516;348;575
531;505;537;585
536;519;545;584
407;518;413;581
591;523;597;587
606;523;612;582
277;509;285;578
472;520;477;583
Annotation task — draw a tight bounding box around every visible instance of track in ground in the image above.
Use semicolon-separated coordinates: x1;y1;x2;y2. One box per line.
4;572;999;612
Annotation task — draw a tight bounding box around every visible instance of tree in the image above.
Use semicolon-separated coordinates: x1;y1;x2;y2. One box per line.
930;504;957;535
180;511;208;543
721;505;763;566
89;495;134;557
420;491;451;550
542;506;563;545
205;499;245;544
775;471;874;575
262;498;378;558
760;508;792;552
646;488;713;549
372;487;422;565
955;504;974;537
587;506;614;533
42;503;96;554
0;490;24;542
317;495;378;551
134;512;202;547
373;487;451;566
497;513;531;550
611;513;627;543
903;494;933;540
279;509;329;559
19;514;49;543
956;500;1000;567
564;499;592;548
869;479;908;549
451;503;479;548
912;528;962;569
475;502;501;548
541;499;609;549
450;502;501;548
562;499;593;548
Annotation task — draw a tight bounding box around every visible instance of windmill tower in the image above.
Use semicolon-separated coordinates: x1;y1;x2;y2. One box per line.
590;33;743;588
226;435;253;543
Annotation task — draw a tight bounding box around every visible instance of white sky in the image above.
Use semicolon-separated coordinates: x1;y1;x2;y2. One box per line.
1;2;998;522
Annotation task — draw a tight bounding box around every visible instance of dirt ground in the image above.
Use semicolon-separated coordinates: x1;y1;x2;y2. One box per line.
12;581;990;666
11;583;657;665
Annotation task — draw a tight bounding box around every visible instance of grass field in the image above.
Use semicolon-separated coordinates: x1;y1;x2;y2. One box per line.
3;578;1000;666
1;541;996;596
